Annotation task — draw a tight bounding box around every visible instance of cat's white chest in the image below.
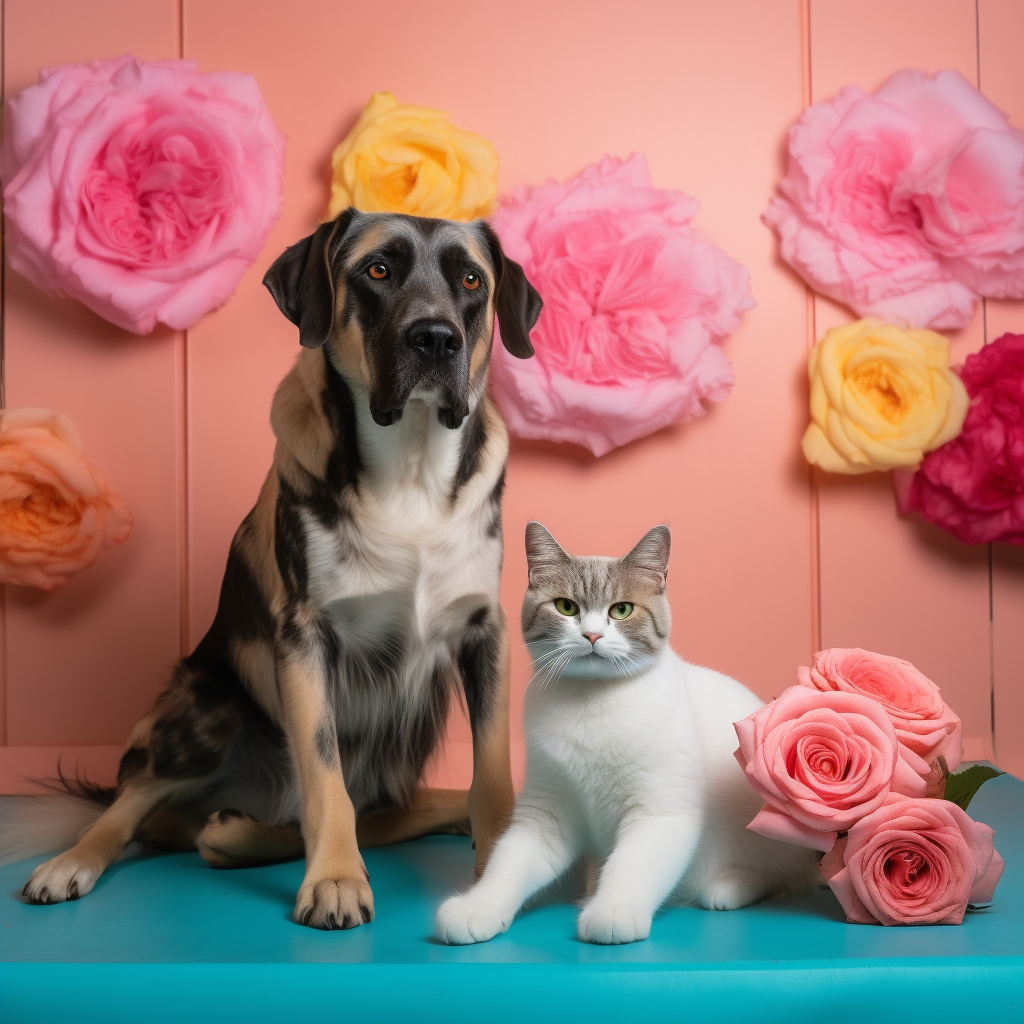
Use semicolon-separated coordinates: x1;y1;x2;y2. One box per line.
526;674;687;846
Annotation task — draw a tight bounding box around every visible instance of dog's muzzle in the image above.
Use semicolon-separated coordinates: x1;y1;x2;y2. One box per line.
369;318;471;429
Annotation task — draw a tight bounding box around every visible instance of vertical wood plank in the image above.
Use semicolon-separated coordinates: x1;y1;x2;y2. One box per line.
2;0;182;754
810;0;994;760
184;0;811;787
979;0;1024;778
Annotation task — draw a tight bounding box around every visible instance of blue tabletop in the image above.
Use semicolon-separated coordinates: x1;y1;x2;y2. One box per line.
2;772;1022;1023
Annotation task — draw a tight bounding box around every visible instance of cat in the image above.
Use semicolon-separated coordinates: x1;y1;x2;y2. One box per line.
435;522;821;945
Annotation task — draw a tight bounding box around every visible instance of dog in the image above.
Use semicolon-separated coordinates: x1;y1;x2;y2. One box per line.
14;208;542;930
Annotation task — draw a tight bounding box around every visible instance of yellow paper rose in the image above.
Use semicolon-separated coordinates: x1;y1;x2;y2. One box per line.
802;318;969;474
328;92;498;220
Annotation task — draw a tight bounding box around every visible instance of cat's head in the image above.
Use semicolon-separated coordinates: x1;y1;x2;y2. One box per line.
521;523;671;682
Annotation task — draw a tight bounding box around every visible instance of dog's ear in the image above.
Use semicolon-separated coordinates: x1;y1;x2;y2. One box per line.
478;220;542;359
263;209;355;349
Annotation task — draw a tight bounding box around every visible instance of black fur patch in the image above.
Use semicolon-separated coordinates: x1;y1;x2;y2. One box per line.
486;465;506;538
457;611;499;729
274;478;310;601
217;546;275;643
116;747;149;785
148;660;243;781
314;719;339;768
452;408;487;501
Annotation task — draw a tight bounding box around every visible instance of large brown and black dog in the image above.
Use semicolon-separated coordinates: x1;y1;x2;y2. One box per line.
15;209;541;930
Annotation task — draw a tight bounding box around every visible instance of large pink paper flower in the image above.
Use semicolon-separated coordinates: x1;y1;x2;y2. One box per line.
819;795;1004;925
3;55;286;334
488;154;754;456
896;333;1024;544
734;687;929;852
798;648;962;773
765;69;1024;330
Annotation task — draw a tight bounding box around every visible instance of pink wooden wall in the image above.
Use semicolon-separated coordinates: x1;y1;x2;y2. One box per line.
2;0;1022;792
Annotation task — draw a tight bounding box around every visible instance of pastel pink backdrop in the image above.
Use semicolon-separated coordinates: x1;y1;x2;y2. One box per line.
2;0;1022;792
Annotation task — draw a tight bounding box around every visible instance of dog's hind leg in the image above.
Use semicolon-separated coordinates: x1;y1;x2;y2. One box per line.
194;789;471;868
356;788;471;847
197;810;304;868
22;657;245;905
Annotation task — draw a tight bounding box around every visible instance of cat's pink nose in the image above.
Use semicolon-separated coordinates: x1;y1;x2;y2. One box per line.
583;632;603;645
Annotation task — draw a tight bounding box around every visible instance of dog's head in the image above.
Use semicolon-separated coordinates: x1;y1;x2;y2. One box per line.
263;209;541;428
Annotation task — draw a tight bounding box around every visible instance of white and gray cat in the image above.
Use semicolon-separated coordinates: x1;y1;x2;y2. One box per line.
436;523;820;945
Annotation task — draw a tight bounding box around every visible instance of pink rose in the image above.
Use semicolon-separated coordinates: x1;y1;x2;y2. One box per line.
3;55;285;334
819;795;1004;925
896;333;1024;545
0;408;132;589
798;648;962;774
489;154;754;457
764;69;1024;330
734;687;929;852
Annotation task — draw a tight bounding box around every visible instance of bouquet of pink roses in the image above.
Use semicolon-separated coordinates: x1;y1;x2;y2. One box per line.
734;648;1004;925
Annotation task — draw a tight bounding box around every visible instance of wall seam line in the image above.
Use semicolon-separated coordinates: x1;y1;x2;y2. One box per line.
976;0;995;763
801;0;821;657
176;0;190;658
0;0;7;748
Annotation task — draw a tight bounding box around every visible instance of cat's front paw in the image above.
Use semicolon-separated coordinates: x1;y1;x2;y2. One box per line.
435;894;509;945
577;900;652;944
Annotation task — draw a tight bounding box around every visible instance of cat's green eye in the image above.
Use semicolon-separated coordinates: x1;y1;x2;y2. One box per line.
554;598;579;616
609;602;634;620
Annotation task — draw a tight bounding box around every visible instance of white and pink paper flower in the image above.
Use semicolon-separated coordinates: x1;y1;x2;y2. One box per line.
765;69;1024;329
3;55;286;334
489;154;754;457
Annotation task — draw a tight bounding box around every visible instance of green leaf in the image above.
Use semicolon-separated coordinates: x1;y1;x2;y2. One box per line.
944;764;1004;811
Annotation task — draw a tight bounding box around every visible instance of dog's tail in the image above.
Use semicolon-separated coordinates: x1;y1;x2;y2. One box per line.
0;766;115;867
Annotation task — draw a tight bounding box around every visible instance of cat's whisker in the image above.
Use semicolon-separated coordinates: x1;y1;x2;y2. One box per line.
533;650;576;693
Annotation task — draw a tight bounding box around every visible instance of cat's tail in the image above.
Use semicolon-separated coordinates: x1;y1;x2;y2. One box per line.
0;767;115;867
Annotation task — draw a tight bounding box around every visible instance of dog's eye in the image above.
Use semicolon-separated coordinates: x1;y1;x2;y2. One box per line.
554;598;579;616
462;272;480;290
368;263;389;280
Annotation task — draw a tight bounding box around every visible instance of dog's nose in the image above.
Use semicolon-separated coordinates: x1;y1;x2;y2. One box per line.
407;319;463;357
583;632;603;645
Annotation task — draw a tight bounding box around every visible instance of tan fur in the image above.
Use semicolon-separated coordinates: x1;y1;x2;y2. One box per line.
467;609;515;873
277;653;373;927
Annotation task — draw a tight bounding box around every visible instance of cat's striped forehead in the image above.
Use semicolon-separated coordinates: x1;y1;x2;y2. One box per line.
529;555;658;607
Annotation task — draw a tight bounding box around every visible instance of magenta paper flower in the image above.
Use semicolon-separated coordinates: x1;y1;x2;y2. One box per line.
896;333;1024;544
3;55;286;334
488;154;754;456
765;69;1024;330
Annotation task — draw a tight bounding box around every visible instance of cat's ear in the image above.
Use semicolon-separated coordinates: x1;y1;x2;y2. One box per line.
622;526;671;589
525;522;570;583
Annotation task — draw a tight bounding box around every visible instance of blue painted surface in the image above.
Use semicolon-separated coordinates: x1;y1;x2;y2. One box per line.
1;773;1021;1022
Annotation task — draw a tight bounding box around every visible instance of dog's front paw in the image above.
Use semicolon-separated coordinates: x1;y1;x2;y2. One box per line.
435;893;509;944
577;900;652;945
294;874;374;930
23;851;102;905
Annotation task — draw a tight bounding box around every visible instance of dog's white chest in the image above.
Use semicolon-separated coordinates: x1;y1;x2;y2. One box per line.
302;485;501;650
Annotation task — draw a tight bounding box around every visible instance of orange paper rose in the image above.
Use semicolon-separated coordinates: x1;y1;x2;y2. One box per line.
328;91;498;220
0;408;132;589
